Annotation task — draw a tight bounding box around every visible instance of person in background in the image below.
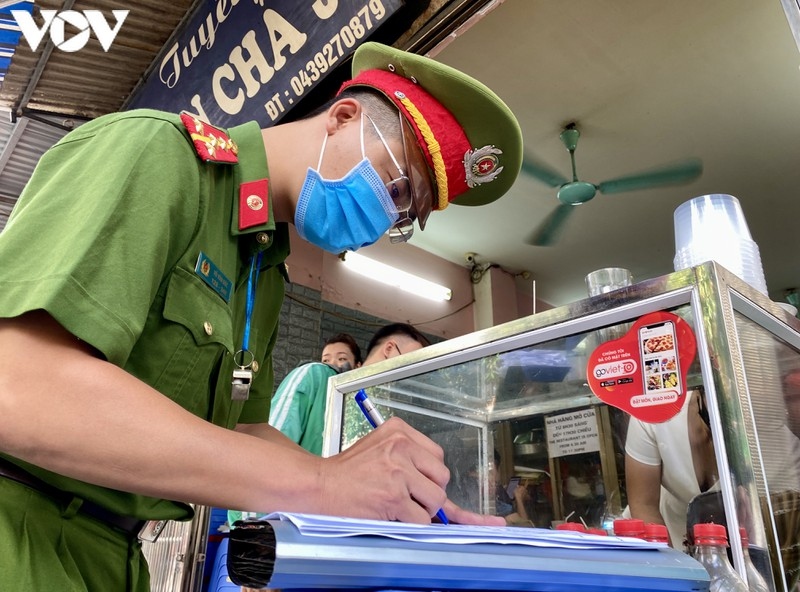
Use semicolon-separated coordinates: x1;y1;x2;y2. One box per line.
228;322;431;526
455;448;531;526
771;368;800;590
491;449;531;526
320;332;363;373
269;322;429;457
784;368;800;440
0;41;521;590
361;322;431;364
625;388;718;548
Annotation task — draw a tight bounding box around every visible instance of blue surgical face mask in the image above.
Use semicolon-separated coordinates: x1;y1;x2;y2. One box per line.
295;115;399;254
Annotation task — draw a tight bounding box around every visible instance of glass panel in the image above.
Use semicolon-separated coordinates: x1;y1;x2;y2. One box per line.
733;312;800;591
325;272;800;590
337;304;716;546
340;392;487;514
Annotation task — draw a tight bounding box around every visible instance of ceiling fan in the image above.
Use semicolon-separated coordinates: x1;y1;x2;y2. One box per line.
523;123;703;246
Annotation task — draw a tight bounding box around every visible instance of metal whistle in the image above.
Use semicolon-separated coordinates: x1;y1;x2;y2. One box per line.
231;367;253;401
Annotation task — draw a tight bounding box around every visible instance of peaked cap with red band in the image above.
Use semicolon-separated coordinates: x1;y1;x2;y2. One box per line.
339;43;523;227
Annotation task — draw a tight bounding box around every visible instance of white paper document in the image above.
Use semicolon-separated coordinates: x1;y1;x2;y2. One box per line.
262;512;665;550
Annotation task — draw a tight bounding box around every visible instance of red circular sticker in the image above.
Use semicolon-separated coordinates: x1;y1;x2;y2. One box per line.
586;311;697;423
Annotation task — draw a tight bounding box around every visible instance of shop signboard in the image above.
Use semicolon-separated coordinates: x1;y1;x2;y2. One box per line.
127;0;404;127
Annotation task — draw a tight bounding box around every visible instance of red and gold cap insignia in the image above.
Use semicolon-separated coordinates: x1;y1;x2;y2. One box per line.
180;112;238;164
464;145;504;188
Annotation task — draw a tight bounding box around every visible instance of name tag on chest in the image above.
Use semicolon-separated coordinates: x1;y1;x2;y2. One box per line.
194;252;233;303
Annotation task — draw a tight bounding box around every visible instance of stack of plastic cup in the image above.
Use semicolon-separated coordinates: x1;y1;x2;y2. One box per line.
673;194;768;295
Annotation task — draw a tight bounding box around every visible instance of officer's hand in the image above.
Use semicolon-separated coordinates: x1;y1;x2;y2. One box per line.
321;416;501;526
441;498;505;526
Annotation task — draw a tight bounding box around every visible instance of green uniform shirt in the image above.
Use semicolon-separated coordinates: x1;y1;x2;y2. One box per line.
228;362;336;525
0;109;289;522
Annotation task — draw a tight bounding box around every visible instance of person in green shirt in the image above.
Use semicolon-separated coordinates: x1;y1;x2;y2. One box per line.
271;323;429;455
269;331;366;459
0;42;522;590
230;323;430;525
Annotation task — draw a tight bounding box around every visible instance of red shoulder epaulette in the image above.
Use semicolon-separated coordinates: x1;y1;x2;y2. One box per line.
180;112;238;164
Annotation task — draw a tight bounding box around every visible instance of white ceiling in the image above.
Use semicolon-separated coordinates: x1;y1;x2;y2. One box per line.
411;0;800;307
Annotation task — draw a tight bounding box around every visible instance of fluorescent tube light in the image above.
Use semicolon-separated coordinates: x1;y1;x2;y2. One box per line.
340;251;452;302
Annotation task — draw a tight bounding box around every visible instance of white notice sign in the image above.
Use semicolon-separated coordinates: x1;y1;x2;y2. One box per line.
545;408;600;458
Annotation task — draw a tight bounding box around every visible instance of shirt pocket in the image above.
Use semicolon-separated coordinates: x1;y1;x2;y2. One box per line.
156;266;235;416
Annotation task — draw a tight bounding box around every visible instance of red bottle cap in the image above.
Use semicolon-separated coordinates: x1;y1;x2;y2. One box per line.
644;523;669;543
693;522;728;546
613;518;646;537
587;527;609;536
739;527;749;548
556;522;587;532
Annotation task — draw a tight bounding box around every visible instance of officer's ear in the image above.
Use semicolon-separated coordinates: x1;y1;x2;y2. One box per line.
325;97;361;135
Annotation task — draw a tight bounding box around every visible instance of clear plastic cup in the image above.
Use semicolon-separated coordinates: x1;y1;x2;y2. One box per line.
585;268;633;297
674;194;753;253
673;239;767;294
674;239;761;270
673;194;767;294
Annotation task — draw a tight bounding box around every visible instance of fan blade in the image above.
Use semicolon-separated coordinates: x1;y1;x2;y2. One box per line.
521;153;570;188
526;204;575;246
597;158;703;195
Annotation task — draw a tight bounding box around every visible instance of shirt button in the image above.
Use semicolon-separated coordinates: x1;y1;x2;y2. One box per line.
252;360;259;373
256;232;271;245
203;321;213;335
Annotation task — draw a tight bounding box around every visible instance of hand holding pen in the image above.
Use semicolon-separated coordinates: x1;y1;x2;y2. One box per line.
355;389;449;525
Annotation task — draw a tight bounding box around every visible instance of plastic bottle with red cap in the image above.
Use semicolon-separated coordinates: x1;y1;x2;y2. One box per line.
586;527;608;536
691;523;749;591
643;523;669;544
612;518;645;538
555;522;587;533
739;527;771;592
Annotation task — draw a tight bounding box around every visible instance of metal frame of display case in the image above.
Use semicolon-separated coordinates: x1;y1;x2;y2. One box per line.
322;261;800;592
142;504;208;592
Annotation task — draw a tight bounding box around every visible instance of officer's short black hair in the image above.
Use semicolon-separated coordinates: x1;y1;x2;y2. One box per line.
304;87;400;143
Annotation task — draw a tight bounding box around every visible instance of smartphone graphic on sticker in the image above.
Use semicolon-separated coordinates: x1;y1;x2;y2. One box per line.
638;320;682;397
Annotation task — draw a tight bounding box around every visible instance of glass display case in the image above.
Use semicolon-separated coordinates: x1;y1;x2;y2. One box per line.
322;261;800;592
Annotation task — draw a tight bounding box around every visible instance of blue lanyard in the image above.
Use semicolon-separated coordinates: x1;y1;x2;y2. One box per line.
241;251;263;357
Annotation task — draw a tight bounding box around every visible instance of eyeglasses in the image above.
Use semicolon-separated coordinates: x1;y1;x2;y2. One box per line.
365;113;434;244
388;112;416;243
364;114;414;235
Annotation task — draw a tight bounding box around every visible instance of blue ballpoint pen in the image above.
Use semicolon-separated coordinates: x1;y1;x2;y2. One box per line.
354;389;450;525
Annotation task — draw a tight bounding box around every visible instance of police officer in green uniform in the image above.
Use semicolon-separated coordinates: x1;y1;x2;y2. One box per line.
0;43;522;590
